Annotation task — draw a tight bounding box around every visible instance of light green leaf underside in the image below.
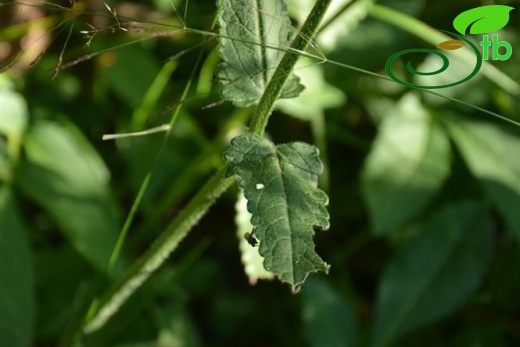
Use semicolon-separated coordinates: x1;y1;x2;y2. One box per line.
217;0;304;107
235;191;275;284
443;114;520;243
453;5;514;35
371;202;494;347
0;188;34;347
224;133;329;291
362;93;451;234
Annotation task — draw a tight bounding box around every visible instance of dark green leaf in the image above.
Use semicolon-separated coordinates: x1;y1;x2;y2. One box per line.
453;5;515;35
16;121;120;272
302;278;359;347
371;202;494;347
224;133;329;291
217;0;304;107
443;114;520;242
101;44;161;109
362;93;451;234
0;188;34;347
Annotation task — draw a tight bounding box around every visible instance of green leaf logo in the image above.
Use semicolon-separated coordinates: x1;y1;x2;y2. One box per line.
453;5;515;35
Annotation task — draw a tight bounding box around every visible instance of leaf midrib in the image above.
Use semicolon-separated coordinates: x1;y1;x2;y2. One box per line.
255;0;269;87
274;150;295;283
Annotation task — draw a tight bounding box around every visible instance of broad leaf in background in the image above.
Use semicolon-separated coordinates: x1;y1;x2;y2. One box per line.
275;57;345;120
286;0;375;51
154;303;201;347
16;121;121;272
362;93;451;234
0;74;28;181
0;75;27;139
217;0;304;107
302;278;359;347
443;114;520;243
224;133;329;291
235;191;275;284
371;202;494;347
0;188;34;347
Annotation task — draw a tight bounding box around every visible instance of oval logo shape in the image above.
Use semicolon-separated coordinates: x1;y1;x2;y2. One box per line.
437;40;464;50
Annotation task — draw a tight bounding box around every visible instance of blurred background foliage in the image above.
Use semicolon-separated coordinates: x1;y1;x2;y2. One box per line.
0;0;520;346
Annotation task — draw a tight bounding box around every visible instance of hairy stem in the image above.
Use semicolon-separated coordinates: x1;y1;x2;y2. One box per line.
249;0;334;135
83;167;235;334
80;0;334;338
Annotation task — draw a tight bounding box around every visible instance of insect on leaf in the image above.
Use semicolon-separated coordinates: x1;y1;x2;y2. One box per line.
236;191;275;284
453;5;515;35
217;0;304;107
224;133;330;291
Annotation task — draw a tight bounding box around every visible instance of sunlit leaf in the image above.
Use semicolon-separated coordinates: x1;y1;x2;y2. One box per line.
16;121;121;272
361;93;451;234
0;74;27;138
285;0;375;52
217;0;304;107
453;5;514;35
371;202;494;347
224;133;329;291
275;57;345;120
443;113;520;243
0;188;34;347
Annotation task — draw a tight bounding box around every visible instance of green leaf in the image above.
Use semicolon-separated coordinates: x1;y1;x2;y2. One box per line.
285;0;375;51
453;5;514;35
16;121;120;272
302;278;359;347
371;202;494;347
235;191;275;284
361;93;451;234
224;133;329;291
0;188;34;347
0;75;27;138
443;114;520;243
275;57;345;121
101;44;162;109
154;303;201;347
217;0;304;107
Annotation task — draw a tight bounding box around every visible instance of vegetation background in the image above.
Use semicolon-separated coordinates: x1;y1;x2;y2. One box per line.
0;0;519;346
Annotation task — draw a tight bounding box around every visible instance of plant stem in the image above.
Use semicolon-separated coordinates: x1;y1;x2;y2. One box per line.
249;0;334;135
80;0;334;338
83;167;236;334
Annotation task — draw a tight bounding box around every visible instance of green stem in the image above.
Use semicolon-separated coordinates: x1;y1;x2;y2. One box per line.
84;168;236;334
80;0;334;337
249;0;334;135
